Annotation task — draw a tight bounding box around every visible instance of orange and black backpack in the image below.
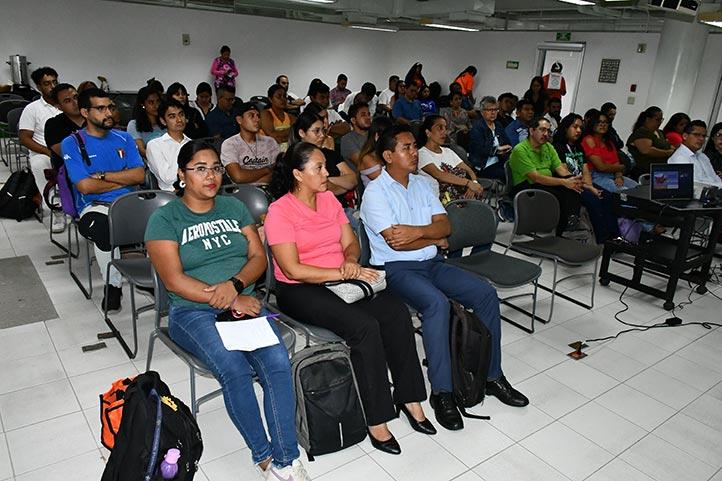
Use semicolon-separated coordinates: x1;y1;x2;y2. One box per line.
100;371;203;481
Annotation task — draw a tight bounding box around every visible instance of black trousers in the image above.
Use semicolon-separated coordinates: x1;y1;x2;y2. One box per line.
513;182;582;236
276;282;427;426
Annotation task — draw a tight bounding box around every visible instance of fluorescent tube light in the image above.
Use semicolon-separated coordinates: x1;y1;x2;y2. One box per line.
425;23;480;32
698;12;722;28
288;0;335;4
557;0;595;5
349;25;399;32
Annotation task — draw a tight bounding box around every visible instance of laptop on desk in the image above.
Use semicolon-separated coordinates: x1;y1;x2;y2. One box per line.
650;163;699;208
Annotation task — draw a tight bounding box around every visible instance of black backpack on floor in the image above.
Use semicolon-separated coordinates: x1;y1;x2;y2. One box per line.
290;344;367;461
101;371;203;481
450;300;491;420
0;168;39;221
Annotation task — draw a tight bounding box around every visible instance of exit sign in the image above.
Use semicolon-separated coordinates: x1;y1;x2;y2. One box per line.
556;32;572;41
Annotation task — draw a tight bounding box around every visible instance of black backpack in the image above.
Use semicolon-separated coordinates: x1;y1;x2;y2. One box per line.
0;167;40;221
449;300;491;420
290;344;367;461
101;371;203;481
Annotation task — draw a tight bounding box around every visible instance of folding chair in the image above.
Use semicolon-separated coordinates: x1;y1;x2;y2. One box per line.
103;190;176;358
219;184;270;224
146;267;297;417
505;189;601;322
444;199;543;333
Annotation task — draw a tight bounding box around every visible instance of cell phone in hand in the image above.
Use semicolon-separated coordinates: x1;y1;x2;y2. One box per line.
216;310;246;322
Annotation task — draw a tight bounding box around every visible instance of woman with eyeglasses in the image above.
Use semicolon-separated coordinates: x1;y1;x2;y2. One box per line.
127;86;165;159
145;139;312;481
626;106;675;180
390;81;406;112
581;109;636;192
469;96;512;181
704;122;722;174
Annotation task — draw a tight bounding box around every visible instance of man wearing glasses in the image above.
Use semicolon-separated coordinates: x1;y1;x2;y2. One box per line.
669;120;722;188
61;88;145;312
509;117;584;236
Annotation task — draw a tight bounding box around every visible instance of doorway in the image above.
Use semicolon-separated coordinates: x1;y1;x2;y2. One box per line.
535;42;586;117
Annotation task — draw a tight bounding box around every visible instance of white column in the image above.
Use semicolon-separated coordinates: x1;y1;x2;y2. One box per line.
648;18;708;116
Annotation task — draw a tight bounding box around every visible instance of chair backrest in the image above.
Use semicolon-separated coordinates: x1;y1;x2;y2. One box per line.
445;199;497;251
638;173;651;186
512;189;559;237
448;143;468;164
152;265;170;328
0;93;24;101
144;168;160;190
0;100;28;122
409;120;423;142
108;190;177;247
504;160;513;189
357;219;372;267
263;242;280;303
7;108;25;134
219;184;269;224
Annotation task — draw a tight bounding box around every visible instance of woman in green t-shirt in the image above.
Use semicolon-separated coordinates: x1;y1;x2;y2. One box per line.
145;139;311;481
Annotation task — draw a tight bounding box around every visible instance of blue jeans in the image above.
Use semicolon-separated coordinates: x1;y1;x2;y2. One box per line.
591;171;637;193
169;306;298;468
384;256;503;393
580;186;619;244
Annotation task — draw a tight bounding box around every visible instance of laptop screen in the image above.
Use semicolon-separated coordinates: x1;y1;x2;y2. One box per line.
650;163;694;200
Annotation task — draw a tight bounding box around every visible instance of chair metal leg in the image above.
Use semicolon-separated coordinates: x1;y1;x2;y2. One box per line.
189;366;198;418
499;280;543;333
67;222;92;299
104;279;154;359
146;329;157;372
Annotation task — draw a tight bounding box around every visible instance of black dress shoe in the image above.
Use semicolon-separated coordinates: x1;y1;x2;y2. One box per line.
429;392;463;431
396;404;437;435
486;376;529;407
367;429;401;455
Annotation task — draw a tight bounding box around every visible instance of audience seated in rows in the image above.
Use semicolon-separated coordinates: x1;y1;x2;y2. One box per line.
304;80;349;138
340;82;378;117
265;142;432;456
220;101;279;186
360;125;529;432
340;102;370;167
166;82;209;139
329;73;351;109
145;139;312;481
469;95;512;181
127;86;164;158
146;99;191;191
505;98;534;147
205;85;239;140
61;88;145;312
260;84;295;150
392;82;422;125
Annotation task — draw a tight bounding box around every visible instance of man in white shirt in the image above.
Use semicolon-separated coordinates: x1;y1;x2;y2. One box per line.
377;75;399;115
543;98;562;139
220;102;279;185
668;120;722;188
340;82;378;117
146;99;190;191
18;66;62;231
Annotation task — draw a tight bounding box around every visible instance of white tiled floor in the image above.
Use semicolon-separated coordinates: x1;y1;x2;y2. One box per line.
1;160;722;481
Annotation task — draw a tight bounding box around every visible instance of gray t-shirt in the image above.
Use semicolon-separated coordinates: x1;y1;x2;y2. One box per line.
340;130;367;168
220;133;280;170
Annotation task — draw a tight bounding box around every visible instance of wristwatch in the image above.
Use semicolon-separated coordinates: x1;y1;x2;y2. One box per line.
229;277;245;293
98;171;106;181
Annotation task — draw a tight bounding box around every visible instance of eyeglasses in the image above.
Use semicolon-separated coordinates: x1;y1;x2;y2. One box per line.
688;132;708;139
535;127;550;133
89;104;117;113
307;128;325;135
483;108;500;112
183;165;225;175
596;121;609;125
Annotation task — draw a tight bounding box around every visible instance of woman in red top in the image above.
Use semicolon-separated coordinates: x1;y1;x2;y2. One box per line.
264;143;434;456
581;110;637;192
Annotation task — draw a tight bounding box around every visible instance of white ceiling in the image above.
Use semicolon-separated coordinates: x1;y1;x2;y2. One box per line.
106;0;722;32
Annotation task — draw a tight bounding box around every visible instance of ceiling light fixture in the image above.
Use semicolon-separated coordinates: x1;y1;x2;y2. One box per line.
287;0;336;4
698;11;722;28
425;23;480;32
349;25;399;32
557;0;595;5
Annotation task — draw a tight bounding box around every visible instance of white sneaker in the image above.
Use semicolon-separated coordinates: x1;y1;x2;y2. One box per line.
51;213;66;233
265;459;311;481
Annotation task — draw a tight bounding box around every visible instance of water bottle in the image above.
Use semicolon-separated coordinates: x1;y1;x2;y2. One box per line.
159;448;180;479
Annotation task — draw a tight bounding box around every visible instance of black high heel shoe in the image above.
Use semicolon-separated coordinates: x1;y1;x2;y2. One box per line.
367;429;401;455
396;404;437;435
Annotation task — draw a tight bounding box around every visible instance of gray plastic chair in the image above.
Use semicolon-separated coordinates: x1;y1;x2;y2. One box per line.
104;190;177;358
263;243;344;347
220;184;270;224
145;267;297;417
444;199;543;333
505;189;601;322
638;173;651;186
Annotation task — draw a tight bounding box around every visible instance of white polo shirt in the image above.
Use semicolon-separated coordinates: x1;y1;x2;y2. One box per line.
146;133;191;191
18;96;60;152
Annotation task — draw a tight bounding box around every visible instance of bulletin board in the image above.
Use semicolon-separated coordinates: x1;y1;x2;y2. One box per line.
598;58;621;84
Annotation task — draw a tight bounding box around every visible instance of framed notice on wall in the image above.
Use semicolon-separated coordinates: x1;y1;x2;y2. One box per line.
598;58;620;84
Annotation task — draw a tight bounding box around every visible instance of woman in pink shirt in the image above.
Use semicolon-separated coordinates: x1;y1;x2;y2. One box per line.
210;45;238;91
264;143;434;456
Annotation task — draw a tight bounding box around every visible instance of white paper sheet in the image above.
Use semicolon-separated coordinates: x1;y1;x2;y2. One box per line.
215;316;280;352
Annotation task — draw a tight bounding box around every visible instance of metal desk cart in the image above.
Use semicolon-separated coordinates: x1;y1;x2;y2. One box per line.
599;185;722;310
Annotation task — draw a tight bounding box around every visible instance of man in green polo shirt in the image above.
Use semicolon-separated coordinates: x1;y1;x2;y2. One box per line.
509;117;584;235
